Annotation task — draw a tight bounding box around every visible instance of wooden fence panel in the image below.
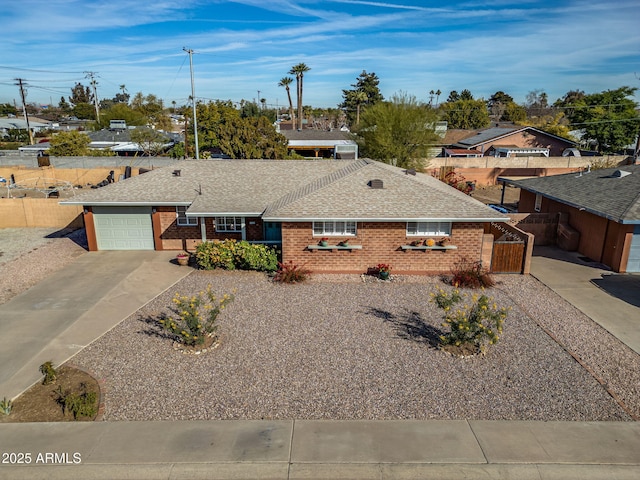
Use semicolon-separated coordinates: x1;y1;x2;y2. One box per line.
491;241;525;273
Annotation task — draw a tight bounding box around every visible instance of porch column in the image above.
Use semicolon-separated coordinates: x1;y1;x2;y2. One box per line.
200;217;207;242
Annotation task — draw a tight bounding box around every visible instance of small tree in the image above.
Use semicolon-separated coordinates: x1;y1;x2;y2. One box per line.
130;127;168;156
49;131;91;156
352;92;439;170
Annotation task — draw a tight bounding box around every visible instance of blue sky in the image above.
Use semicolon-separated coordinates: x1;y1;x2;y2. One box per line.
1;0;638;109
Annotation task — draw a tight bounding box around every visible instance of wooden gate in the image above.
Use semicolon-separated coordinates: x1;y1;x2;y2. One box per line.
489;222;527;273
491;240;525;273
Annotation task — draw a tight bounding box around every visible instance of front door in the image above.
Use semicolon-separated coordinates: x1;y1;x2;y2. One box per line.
264;222;282;242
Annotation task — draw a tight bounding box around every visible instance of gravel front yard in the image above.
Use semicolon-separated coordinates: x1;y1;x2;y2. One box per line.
72;270;640;422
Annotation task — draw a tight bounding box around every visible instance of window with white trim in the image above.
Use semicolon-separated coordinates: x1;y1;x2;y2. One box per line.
313;221;357;236
406;221;451;236
215;216;243;232
176;206;197;226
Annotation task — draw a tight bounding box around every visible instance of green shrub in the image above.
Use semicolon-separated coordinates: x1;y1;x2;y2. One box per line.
273;261;311;283
159;285;235;346
39;361;57;385
0;397;12;415
431;287;509;354
55;383;97;420
450;257;495;288
195;239;278;272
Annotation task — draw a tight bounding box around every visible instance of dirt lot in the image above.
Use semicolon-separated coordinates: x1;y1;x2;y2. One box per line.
471;184;520;210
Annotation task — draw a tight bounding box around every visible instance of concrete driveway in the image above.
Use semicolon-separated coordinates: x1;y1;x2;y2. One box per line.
530;245;640;355
0;250;191;399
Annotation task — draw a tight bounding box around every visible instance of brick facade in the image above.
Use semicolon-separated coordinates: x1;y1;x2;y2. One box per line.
281;221;485;274
156;207;262;250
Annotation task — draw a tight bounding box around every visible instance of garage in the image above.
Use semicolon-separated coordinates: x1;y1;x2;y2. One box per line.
93;206;154;250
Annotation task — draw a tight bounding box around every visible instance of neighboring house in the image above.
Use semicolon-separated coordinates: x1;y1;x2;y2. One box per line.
442;126;577;157
279;129;358;159
1;117;51;137
61;159;510;274
501;164;640;273
18;127;179;156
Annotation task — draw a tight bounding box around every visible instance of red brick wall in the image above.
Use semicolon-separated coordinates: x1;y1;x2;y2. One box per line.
157;208;262;250
281;221;485;274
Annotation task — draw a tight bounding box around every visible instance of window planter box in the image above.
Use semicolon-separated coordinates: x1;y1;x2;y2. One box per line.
401;245;457;251
307;244;362;251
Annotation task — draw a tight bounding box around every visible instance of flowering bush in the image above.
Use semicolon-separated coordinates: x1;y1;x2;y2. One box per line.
159;285;235;346
431;287;509;354
273;261;311;283
450;257;494;288
375;263;391;273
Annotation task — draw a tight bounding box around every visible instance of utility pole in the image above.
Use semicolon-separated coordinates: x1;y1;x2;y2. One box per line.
183;47;200;160
15;78;34;145
86;72;100;123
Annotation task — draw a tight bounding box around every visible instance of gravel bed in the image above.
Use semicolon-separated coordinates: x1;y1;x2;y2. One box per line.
72;270;640;422
0;228;88;305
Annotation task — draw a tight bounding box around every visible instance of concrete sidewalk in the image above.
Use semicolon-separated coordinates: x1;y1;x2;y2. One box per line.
0;420;639;479
0;250;191;400
530;246;640;354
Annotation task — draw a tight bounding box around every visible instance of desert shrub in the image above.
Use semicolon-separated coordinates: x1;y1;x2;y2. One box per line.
450;257;494;288
55;383;97;420
0;397;12;415
431;287;509;354
159;285;234;346
39;361;57;385
273;261;311;283
195;240;278;272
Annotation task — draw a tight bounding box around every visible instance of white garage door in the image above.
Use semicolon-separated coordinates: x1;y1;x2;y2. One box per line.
93;206;154;250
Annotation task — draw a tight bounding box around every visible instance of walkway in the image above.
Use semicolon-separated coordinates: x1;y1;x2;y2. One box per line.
0;250;191;400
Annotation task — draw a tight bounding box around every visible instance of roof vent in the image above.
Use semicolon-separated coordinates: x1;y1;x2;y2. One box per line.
172;169;181;177
611;169;631;178
368;179;384;189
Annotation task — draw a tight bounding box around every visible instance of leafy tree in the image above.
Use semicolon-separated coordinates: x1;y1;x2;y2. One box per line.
95;103;147;129
561;86;639;153
72;102;96;120
440;98;490;130
0;103;18;115
503;102;527;123
130;127;169;156
339;70;384;127
459;89;473;101
289;63;310;130
69;83;92;105
352;92;439;170
525;89;553;118
49;131;91;156
524;112;575;140
487;91;527;123
192;100;288;159
58;97;72;113
446;91;460;102
278;76;295;125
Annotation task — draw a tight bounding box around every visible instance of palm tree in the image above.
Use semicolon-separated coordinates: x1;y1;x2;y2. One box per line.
435;89;442;108
289;63;310;130
278;77;295;126
354;91;368;125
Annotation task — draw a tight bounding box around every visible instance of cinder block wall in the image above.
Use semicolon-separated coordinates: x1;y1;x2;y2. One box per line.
0;198;83;228
281;221;485;274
